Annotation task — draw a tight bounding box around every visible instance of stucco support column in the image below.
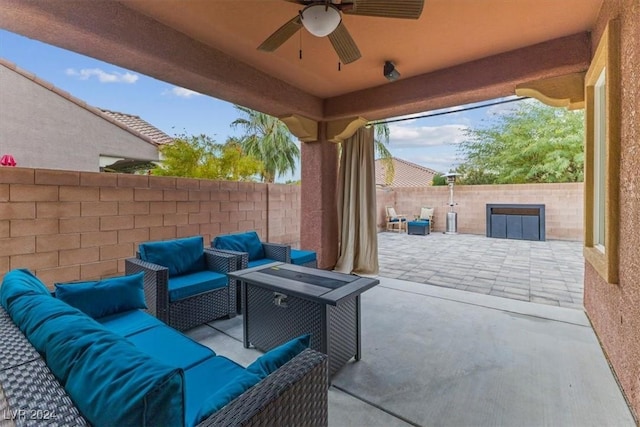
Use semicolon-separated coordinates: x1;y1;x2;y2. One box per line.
301;122;339;269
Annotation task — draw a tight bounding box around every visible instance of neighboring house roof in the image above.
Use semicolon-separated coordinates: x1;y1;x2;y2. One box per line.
375;157;440;187
100;109;174;145
0;58;159;148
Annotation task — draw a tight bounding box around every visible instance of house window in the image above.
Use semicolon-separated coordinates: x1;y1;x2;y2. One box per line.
583;20;619;284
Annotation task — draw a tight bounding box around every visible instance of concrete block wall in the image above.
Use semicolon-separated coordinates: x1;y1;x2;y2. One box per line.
378;182;583;241
0;167;301;285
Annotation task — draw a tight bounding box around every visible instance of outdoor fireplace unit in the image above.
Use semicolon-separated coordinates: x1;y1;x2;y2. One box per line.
486;204;546;241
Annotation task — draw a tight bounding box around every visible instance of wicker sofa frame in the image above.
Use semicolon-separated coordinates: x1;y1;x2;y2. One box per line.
0;306;329;427
125;250;237;331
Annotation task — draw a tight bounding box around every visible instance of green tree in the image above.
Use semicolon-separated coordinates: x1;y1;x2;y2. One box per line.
373;123;395;185
455;102;584;184
231;106;299;183
432;173;447;186
152;134;262;181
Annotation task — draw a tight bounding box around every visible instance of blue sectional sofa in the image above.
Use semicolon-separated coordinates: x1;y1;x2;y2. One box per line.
0;269;328;427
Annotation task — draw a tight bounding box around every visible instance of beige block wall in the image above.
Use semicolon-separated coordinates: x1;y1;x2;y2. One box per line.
378;183;583;240
0;167;301;285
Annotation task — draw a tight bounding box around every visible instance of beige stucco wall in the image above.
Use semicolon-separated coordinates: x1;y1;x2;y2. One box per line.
584;0;640;421
0;168;300;285
378;183;583;240
0;64;159;172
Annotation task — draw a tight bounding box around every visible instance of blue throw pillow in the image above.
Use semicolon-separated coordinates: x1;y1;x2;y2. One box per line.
0;269;50;310
194;370;262;424
55;272;147;319
246;334;311;379
139;236;205;277
213;231;265;262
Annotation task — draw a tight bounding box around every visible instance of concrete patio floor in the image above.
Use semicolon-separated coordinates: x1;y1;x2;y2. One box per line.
189;279;634;426
186;234;635;426
378;232;585;310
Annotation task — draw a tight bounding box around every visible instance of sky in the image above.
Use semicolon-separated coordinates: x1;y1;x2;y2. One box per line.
0;29;524;182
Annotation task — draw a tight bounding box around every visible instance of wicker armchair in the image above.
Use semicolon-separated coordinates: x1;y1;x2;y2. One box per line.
125;238;238;331
0;305;329;427
210;231;290;313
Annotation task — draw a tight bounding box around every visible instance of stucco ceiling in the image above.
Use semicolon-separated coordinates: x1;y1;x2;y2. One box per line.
0;0;602;122
120;0;602;98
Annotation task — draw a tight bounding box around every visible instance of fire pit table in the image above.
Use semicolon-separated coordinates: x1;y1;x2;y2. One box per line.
229;262;378;377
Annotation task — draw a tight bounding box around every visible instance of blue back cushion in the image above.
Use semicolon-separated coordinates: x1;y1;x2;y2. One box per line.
0;269;50;310
213;231;265;261
139;236;205;277
246;334;310;379
54;272;147;319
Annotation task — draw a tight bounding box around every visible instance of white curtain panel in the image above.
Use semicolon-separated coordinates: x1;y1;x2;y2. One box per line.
334;127;379;275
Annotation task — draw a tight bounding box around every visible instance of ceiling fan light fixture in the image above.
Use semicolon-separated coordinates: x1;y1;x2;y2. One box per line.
301;4;341;37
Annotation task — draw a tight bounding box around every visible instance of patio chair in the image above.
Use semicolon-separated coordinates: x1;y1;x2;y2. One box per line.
386;206;407;232
210;230;291;312
125;235;237;331
419;207;435;232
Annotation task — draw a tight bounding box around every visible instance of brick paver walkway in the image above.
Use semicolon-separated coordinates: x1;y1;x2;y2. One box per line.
377;232;584;310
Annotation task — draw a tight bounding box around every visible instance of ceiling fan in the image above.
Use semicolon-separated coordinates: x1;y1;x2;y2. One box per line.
258;0;425;64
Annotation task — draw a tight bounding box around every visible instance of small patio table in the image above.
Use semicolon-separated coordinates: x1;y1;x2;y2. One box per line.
229;262;378;377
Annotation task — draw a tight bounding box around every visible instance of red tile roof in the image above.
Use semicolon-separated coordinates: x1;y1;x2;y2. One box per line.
99;110;174;145
375;157;439;187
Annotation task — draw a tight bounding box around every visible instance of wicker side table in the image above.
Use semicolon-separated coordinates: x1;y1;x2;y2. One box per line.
229;263;378;377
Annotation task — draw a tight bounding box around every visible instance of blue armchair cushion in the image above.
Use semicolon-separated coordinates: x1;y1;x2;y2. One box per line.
195;370;262;425
212;231;265;262
290;249;317;266
247;258;278;269
389;217;406;223
139;236;206;277
0;269;50;310
168;270;227;302
184;356;248;427
246;334;311;379
127;325;216;370
54;272;147;319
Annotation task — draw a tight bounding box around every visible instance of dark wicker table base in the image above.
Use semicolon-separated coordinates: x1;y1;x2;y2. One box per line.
244;284;360;377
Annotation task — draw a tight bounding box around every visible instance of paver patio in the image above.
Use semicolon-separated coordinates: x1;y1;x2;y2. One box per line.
378;232;584;310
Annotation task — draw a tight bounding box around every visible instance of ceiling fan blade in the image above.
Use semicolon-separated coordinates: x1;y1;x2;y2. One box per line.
328;22;361;64
343;0;424;19
258;16;303;52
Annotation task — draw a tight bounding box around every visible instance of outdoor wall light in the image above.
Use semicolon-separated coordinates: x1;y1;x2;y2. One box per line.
383;61;400;82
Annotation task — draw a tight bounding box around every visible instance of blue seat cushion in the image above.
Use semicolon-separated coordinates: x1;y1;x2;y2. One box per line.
184;356;247;427
213;231;265;262
407;220;429;227
127;325;215;370
389;217;406;222
246;334;310;379
290;249;316;266
168;270;227;302
139;236;205;277
97;309;165;337
54;272;147;319
194;370;262;425
247;258;279;268
0;269;50;311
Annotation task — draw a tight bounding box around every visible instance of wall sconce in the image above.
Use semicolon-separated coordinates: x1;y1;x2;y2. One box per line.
383;61;400;82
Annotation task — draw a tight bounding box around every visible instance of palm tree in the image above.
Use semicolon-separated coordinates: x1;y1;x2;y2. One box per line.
373;122;395;185
231;106;299;183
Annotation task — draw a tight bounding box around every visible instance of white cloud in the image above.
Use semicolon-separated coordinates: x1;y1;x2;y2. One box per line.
164;87;203;98
389;123;469;148
65;68;138;83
